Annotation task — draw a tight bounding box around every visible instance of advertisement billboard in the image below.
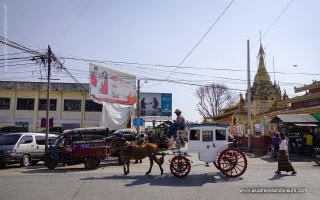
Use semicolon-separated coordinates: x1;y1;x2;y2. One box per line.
140;93;172;121
89;64;136;105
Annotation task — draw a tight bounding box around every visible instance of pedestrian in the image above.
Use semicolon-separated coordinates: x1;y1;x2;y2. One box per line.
275;132;297;175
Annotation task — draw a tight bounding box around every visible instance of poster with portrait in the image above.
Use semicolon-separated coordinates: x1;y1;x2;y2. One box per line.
89;64;136;105
254;124;262;136
140;93;172;121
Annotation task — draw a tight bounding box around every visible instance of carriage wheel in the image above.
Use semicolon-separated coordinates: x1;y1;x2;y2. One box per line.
170;155;191;178
217;147;247;178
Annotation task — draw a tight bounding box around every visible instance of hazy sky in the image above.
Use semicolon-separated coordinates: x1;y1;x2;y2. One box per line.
1;0;319;122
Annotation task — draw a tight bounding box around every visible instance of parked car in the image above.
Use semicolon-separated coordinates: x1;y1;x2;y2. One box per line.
0;133;57;168
44;127;111;169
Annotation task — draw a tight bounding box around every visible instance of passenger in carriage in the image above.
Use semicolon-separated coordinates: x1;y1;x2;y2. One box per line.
190;130;199;140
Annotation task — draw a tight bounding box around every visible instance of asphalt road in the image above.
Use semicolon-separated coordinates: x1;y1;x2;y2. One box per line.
0;152;319;200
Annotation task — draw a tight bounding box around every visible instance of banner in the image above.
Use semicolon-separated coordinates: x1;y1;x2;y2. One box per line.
89;64;136;105
140;93;172;121
99;102;133;130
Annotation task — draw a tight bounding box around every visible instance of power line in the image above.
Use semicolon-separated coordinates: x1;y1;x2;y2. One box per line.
166;0;235;80
0;52;29;57
252;0;295;48
54;0;94;44
62;56;320;76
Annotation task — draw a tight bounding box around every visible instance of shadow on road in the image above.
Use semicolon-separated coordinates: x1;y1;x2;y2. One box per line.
21;160;122;174
81;172;243;187
269;173;292;181
260;153;315;163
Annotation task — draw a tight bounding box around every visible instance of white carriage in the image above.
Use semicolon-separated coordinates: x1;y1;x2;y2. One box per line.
170;124;247;178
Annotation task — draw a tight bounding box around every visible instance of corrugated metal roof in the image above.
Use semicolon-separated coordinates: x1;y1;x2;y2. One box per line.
0;81;89;92
276;114;318;123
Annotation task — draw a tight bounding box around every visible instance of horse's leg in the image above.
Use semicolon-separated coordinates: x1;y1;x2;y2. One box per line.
123;159;130;175
123;159;127;175
126;159;130;175
123;160;126;175
152;155;164;175
146;156;154;175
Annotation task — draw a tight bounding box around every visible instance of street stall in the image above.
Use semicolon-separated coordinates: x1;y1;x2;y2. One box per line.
270;114;320;154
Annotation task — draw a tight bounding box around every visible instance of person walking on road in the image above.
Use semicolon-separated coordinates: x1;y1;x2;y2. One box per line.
275;132;297;175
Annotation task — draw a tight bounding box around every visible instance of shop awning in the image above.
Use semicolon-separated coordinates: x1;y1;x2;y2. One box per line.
294;123;318;127
313;114;320;121
273;114;318;123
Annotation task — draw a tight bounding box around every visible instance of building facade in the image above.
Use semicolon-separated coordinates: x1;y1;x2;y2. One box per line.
0;81;103;133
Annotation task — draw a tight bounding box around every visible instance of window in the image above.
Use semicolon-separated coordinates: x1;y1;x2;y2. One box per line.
189;130;200;140
35;135;55;145
202;131;213;142
0;98;10;110
17;98;34;110
64;99;81;111
0;134;21;145
21;136;33;144
38;99;57;111
216;129;226;140
85;100;102;112
35;135;45;145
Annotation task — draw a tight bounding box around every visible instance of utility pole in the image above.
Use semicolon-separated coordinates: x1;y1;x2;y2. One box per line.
136;79;140;135
247;40;252;151
45;45;52;151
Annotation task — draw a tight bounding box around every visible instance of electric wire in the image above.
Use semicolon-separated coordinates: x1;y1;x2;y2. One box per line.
54;0;94;44
166;0;235;80
252;0;295;48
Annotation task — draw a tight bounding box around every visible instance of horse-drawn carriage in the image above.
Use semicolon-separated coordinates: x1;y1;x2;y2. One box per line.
169;124;247;178
44;125;247;179
113;124;247;178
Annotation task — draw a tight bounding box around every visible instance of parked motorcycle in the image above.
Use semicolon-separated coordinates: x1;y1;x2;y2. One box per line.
314;147;320;165
268;143;279;159
230;139;245;152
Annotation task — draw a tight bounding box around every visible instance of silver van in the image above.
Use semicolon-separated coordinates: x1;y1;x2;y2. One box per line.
0;133;57;168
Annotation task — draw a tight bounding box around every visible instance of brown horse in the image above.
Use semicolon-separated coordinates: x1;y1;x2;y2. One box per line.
114;139;165;175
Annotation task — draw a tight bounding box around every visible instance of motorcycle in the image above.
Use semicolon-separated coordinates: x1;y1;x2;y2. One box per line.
268;143;279;159
314;147;320;165
230;139;245;152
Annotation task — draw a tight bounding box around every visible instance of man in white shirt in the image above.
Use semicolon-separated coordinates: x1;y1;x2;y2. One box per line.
168;109;185;138
174;109;185;130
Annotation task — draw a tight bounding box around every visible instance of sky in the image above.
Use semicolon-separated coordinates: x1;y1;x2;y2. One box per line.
0;0;319;123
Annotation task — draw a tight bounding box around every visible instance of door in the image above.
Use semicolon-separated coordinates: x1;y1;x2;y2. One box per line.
198;130;216;162
34;135;46;160
214;129;229;153
16;135;36;158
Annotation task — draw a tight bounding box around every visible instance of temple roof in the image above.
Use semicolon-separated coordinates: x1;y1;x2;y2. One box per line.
257;43;265;58
288;92;320;103
294;80;320;93
250;42;281;101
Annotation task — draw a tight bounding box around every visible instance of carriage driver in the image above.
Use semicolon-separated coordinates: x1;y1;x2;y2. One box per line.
168;109;186;138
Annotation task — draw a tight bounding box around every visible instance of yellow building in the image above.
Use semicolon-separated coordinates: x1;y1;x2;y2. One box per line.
0;81;102;133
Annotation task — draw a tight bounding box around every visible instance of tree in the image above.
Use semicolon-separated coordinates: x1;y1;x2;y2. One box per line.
195;83;238;118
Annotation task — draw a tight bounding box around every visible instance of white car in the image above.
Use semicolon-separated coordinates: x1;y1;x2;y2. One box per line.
0;132;57;168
